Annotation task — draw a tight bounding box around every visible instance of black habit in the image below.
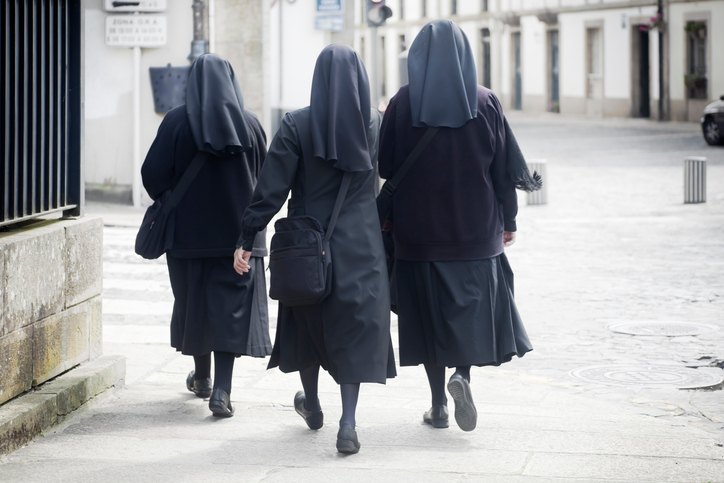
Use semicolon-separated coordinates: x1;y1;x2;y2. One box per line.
141;54;271;357
239;45;395;384
379;20;532;368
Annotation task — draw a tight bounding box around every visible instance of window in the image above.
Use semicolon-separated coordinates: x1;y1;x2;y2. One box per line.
451;0;457;15
399;34;406;52
586;27;602;99
686;21;708;99
481;28;491;88
421;0;427;18
399;0;404;20
482;0;488;12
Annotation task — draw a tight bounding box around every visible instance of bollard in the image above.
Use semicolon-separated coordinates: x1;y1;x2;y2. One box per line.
684;156;706;204
527;160;547;205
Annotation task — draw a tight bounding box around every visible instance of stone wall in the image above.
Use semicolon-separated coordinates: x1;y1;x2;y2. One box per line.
0;216;103;406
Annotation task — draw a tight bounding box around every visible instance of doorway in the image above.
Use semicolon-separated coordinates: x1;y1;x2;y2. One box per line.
481;28;491;88
631;27;650;118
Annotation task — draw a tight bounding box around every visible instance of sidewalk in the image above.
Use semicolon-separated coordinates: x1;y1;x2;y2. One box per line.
1;119;723;482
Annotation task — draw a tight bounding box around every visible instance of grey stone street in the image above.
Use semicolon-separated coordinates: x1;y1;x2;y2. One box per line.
1;115;723;482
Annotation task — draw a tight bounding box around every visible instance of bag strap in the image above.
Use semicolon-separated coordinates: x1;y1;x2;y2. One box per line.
163;151;210;213
324;171;353;242
379;127;439;197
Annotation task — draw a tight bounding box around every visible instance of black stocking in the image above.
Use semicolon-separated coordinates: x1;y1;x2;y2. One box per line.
340;383;360;428
299;364;321;412
424;363;448;407
213;351;235;395
455;365;471;383
193;354;211;380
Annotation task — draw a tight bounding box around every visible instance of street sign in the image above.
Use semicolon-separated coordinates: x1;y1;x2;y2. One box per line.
315;15;344;31
104;0;167;12
105;15;167;47
317;0;342;13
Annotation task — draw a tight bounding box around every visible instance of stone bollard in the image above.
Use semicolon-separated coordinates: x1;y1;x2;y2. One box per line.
527;160;547;205
684;156;706;204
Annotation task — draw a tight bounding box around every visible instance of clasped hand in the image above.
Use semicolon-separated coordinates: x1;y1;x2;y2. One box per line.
233;248;252;274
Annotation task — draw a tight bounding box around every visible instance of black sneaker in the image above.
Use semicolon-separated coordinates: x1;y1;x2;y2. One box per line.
336;424;361;454
293;391;324;430
186;371;212;399
423;405;449;428
447;373;477;431
208;388;235;418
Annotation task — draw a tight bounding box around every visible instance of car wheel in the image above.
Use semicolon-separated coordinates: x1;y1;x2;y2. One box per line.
703;117;723;146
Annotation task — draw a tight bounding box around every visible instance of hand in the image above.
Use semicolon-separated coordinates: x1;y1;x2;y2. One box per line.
233;248;252;274
503;231;516;247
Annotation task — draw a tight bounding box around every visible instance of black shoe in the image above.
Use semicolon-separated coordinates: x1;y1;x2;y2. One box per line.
186;371;212;399
447;373;477;432
294;391;324;430
336;424;360;454
423;405;449;428
208;388;234;418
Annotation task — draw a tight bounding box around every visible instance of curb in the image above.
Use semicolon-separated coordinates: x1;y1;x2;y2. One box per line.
0;355;126;455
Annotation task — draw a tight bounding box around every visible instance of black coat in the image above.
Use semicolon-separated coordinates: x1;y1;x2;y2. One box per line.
239;108;395;384
378;85;518;262
141;105;268;258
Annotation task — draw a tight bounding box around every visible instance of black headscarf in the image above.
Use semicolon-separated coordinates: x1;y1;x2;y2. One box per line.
185;54;252;157
310;45;372;172
408;20;478;128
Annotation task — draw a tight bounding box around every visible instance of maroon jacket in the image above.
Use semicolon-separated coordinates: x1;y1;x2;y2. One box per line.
378;85;517;262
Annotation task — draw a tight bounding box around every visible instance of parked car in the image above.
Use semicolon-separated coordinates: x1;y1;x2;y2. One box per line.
701;95;724;145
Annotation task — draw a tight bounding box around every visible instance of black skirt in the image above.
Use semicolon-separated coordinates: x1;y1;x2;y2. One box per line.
394;253;532;368
166;255;272;357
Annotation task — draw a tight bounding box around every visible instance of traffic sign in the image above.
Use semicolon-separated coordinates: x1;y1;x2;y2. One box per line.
104;0;167;12
105;15;167;47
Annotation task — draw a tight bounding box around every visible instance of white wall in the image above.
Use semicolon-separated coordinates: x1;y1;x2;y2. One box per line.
84;0;193;193
669;0;724;102
270;0;329;111
521;15;546;98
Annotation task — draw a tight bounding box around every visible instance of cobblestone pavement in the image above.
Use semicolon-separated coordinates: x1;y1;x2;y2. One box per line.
1;116;723;482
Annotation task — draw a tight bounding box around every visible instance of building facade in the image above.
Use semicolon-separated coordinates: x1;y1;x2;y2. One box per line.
267;0;722;123
350;0;723;121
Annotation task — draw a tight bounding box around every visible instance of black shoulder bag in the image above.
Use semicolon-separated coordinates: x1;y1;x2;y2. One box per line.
135;151;210;260
267;171;353;307
376;127;439;275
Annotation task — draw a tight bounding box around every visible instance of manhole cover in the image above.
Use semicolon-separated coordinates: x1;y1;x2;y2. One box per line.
606;321;718;336
569;365;724;390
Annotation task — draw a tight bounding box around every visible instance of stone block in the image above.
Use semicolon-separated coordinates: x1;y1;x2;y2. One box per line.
0;243;5;334
36;355;126;415
0;326;34;405
89;297;103;360
32;302;92;386
1;220;66;336
0;393;57;455
65;216;103;308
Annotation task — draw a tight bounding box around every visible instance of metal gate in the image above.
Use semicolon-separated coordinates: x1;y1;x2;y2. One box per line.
1;0;83;228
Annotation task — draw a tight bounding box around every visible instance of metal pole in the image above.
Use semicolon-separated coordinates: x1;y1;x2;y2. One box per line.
189;0;209;61
371;26;380;108
132;44;142;208
658;0;664;120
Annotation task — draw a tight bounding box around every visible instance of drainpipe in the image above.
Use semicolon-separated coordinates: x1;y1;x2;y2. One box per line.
189;0;209;61
658;0;665;120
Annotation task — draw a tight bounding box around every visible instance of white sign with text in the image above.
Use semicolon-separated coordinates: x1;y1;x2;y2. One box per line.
105;15;167;47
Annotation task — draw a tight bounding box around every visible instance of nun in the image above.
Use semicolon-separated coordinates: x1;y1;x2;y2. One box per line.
234;44;395;454
141;54;271;418
378;20;533;432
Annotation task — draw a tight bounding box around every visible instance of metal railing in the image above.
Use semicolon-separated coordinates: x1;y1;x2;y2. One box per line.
1;0;83;228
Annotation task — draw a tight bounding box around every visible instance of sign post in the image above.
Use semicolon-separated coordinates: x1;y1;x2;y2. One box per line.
104;6;167;208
